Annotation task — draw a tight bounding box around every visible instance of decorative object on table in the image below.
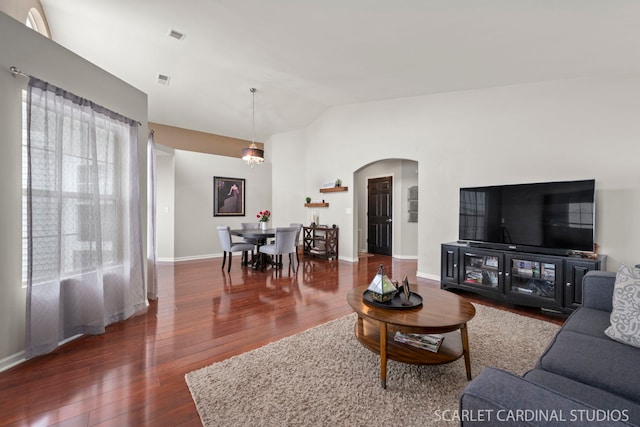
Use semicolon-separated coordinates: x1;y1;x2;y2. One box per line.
241;88;264;167
362;287;423;309
401;274;411;304
213;176;245;217
366;264;397;303
364;271;423;309
257;209;271;230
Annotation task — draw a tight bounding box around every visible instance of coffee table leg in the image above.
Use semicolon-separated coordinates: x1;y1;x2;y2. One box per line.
461;323;472;380
380;321;387;389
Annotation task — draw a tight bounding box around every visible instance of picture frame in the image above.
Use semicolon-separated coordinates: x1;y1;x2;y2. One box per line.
213;176;245;217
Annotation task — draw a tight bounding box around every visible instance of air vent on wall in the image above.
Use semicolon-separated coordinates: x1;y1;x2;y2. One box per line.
157;74;170;86
168;29;186;40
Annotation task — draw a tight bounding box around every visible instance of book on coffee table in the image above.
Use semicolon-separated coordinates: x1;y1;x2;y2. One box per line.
393;332;445;353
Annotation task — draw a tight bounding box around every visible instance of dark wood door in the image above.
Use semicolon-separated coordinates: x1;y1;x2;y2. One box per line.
367;176;392;255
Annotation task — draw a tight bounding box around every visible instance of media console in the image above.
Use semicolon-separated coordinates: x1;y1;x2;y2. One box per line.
441;242;606;313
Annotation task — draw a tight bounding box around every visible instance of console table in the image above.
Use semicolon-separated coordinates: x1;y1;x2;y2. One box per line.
302;225;338;260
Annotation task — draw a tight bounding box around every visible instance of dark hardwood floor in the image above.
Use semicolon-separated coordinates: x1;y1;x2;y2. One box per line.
0;253;564;426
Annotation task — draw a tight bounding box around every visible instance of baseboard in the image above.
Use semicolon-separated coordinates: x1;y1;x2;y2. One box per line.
0;333;84;373
0;351;26;373
163;254;220;263
393;254;418;260
417;271;440;281
338;256;358;263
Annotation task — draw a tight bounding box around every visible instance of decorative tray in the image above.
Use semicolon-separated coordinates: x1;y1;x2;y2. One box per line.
362;290;423;310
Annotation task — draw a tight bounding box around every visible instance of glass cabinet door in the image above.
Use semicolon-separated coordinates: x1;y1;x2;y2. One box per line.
506;254;563;306
460;250;503;293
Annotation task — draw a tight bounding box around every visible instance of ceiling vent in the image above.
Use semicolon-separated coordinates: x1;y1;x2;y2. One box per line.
168;29;186;40
157;74;171;86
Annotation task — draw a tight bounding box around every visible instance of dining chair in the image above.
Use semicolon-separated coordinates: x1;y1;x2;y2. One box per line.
290;223;303;265
259;227;298;277
217;226;255;273
241;223;260;242
240;222;261;252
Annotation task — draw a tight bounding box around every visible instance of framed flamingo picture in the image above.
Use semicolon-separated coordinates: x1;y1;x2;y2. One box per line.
213;176;245;216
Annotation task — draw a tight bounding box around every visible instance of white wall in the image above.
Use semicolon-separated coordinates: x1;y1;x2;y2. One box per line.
269;74;640;278
267;128;308;228
0;11;147;365
156;148;175;261
167;150;272;260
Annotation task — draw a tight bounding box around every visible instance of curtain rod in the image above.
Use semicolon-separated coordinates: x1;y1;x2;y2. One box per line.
10;66;29;78
9;65;143;126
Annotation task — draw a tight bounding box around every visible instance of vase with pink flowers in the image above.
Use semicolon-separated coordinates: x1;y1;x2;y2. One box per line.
257;210;271;230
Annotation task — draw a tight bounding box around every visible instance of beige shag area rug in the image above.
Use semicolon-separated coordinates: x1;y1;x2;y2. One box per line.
185;304;560;426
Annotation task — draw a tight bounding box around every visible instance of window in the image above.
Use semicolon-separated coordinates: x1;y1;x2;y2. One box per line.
24;8;50;38
24;78;145;358
22;91;124;285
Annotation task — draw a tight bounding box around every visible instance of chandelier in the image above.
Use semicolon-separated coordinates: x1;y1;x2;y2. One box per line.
242;88;264;167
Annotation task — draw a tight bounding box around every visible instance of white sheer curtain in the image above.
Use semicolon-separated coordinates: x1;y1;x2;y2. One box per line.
25;77;146;358
147;131;158;300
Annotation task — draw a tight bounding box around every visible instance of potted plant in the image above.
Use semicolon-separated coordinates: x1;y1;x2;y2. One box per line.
305;197;311;203
335;178;342;187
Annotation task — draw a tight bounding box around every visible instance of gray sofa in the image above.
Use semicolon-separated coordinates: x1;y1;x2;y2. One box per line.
460;271;640;426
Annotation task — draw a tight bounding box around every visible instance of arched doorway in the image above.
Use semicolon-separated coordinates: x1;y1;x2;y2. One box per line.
354;159;418;259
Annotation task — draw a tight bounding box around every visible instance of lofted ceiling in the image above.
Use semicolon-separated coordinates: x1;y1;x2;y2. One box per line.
40;0;640;142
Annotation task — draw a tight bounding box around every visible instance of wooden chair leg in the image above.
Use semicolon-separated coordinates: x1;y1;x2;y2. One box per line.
221;252;227;270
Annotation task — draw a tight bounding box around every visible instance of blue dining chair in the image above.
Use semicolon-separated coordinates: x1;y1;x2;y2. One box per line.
217;226;255;273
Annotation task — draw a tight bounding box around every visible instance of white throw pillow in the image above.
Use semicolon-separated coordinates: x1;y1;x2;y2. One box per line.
604;265;640;348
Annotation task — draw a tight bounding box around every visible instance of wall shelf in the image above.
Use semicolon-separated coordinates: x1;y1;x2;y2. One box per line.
320;186;348;193
305;202;329;207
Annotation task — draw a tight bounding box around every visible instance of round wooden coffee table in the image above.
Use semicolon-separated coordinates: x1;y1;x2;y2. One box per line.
346;283;476;388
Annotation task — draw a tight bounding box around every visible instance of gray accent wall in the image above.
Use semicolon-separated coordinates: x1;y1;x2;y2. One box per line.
0;11;148;366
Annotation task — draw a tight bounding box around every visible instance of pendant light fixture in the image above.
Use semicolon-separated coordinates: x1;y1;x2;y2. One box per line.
242;88;264;167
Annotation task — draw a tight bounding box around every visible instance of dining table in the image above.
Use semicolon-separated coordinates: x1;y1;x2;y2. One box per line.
230;228;276;270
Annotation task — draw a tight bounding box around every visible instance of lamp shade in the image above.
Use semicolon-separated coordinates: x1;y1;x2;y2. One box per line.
241;146;264;164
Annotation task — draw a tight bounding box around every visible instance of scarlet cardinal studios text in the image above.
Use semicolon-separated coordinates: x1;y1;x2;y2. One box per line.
433;409;630;423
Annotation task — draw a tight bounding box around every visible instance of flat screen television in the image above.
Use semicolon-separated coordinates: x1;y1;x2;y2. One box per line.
458;179;595;255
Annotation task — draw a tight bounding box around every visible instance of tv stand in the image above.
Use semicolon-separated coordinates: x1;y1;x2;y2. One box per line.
441;242;606;313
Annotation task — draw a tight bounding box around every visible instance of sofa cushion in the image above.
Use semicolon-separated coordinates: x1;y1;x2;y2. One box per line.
561;307;611;339
525;368;640;426
461;368;634;426
538;330;640;402
605;265;640;349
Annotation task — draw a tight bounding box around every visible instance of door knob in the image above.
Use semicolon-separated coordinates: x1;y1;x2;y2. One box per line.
386;219;392;223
